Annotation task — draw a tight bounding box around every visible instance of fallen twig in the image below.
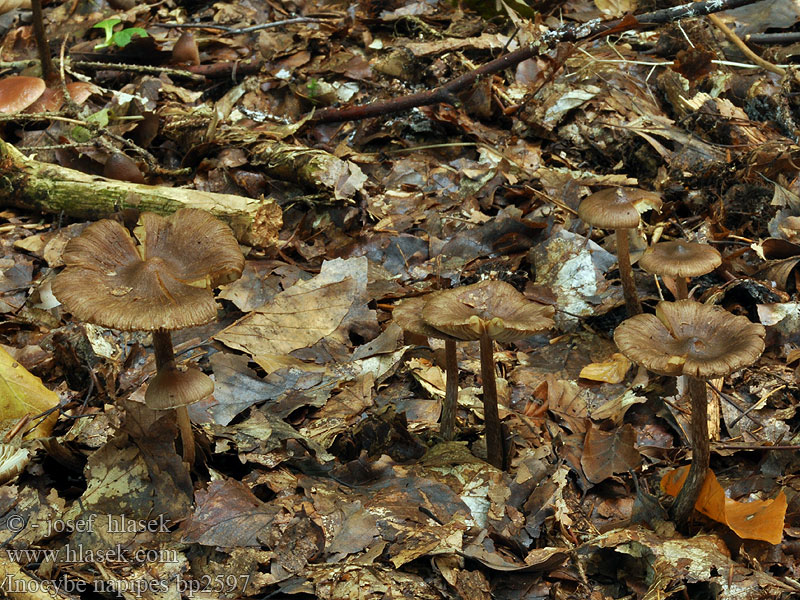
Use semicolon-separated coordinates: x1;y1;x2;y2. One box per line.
708;13;784;76
310;0;764;124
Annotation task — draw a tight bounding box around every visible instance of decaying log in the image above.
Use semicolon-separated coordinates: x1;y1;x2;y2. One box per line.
0;139;281;248
159;105;367;201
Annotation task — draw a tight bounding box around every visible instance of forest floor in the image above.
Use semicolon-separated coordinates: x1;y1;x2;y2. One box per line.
1;0;800;598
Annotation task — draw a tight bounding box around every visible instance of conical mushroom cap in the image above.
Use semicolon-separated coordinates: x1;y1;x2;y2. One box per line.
578;187;662;229
613;300;765;378
393;294;458;341
53;209;244;331
145;364;214;409
639;240;722;278
423;280;554;342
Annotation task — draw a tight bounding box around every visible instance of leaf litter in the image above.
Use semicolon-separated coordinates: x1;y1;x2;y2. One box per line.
0;0;800;598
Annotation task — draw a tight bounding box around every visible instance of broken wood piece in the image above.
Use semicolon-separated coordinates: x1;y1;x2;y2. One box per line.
0;139;281;248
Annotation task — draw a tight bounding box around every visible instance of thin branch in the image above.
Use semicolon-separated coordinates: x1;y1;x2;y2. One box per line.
746;31;800;45
707;13;785;76
157;16;340;35
31;0;56;82
69;60;207;82
310;0;764;124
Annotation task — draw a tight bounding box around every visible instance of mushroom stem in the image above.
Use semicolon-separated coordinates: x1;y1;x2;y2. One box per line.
675;277;689;300
152;329;175;369
670;375;711;526
441;339;458;441
152;330;196;466
479;330;504;469
615;228;642;316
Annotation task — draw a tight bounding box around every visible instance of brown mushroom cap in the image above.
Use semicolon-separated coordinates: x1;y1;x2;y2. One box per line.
145;365;214;409
423;280;555;342
394;294;458;341
578;187;662;229
26;81;96;114
639;240;722;278
613;300;765;378
53;208;244;331
0;76;46;113
172;32;200;66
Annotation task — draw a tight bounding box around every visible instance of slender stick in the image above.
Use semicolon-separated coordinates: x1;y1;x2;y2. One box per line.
616;228;642;316
31;0;55;83
708;13;785;76
152;330;195;466
441;340;458;440
671;376;711;526
480;331;504;469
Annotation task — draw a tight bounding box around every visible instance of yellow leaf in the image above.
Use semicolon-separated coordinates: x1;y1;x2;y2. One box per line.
0;346;59;438
594;0;636;17
579;353;631;383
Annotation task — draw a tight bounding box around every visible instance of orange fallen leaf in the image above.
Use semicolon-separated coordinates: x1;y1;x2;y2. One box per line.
661;466;786;544
578;353;631;384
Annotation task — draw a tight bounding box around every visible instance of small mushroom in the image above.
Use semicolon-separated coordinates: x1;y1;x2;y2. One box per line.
26;81;96;113
614;300;765;525
0;76;46;114
53;208;244;466
104;152;146;184
639;240;722;300
423;280;555;469
393;294;460;441
578;187;662;316
172;32;200;66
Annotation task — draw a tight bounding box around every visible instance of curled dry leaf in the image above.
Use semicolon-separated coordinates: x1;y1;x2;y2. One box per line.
662;467;787;545
581;423;640;483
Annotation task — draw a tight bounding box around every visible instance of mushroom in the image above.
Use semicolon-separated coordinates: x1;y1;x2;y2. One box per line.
104;152;146;184
614;300;765;525
423;280;555;469
172;32;200;66
53;208;244;466
638;240;722;300
578;187;662;316
0;76;46;114
393;294;460;441
26;81;96;113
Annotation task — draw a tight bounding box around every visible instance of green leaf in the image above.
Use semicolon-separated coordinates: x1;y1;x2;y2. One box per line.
93;17;121;49
70;125;90;142
86;108;109;127
110;27;148;48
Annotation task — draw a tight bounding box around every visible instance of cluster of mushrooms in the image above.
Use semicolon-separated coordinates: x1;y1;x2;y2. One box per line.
395;187;766;528
52;191;767;529
53;208;244;467
394;280;555;469
580;187;766;525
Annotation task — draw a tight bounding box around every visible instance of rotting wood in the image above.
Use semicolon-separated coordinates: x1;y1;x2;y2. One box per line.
0;139;281;248
159;105;367;202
